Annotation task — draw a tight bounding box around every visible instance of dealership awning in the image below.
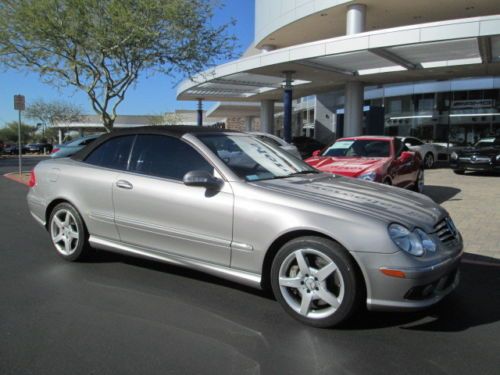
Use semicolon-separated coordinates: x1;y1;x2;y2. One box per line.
177;15;500;103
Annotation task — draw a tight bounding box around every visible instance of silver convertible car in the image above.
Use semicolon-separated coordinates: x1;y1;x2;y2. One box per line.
27;127;463;327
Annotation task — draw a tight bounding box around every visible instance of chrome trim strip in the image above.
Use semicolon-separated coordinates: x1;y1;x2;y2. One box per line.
114;216;231;249
89;236;262;289
89;211;115;224
231;242;254;251
30;212;46;227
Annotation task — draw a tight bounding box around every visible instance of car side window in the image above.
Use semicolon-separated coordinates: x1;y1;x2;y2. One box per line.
84;135;135;170
128;134;213;180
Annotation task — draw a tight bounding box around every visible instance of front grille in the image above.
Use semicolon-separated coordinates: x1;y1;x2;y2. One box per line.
433;217;458;244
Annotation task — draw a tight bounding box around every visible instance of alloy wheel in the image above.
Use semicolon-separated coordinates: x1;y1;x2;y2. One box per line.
50;209;80;256
278;248;345;319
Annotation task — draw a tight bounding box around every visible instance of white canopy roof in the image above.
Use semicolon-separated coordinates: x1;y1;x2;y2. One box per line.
177;15;500;102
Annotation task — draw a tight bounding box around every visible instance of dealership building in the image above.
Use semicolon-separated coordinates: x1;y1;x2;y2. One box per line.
177;0;500;146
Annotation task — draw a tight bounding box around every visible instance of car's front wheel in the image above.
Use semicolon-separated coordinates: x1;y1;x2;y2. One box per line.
271;236;362;328
49;203;90;261
412;169;424;193
424;153;434;169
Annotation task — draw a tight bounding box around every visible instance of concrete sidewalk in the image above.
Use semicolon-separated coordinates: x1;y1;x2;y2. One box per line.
424;168;500;259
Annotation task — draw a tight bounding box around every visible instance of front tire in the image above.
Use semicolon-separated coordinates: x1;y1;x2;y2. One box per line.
270;236;362;328
49;203;90;261
453;169;465;175
423;153;434;169
412;169;424;193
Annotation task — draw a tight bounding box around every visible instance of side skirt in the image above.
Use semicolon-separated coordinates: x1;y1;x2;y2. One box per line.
89;236;262;289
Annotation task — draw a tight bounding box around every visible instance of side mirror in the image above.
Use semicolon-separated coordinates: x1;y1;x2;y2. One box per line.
399;151;413;163
183;170;222;190
312;149;321;157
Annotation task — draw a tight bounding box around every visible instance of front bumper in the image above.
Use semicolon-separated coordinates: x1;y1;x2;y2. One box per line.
352;243;463;312
450;158;500;172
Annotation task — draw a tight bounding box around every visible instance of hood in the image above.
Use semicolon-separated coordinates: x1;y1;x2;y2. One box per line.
253;173;445;230
458;146;500;157
305;156;387;177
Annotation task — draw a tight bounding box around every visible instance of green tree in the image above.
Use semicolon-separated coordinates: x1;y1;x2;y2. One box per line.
0;0;235;132
0;122;36;143
25;99;82;128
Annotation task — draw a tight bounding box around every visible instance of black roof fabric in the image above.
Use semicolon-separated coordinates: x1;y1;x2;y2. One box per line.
71;126;239;161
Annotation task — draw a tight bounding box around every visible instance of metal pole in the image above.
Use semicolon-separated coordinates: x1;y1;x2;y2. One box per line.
282;71;294;143
197;98;203;127
18;110;22;175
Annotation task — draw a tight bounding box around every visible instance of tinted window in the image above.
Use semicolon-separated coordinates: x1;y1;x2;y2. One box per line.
129;135;213;180
85;135;135;170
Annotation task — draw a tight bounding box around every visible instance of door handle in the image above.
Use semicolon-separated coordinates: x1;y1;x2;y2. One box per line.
116;180;133;190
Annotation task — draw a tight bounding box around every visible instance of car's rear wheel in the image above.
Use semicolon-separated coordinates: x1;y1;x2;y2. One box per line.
412;169;424;193
423;153;434;169
270;236;361;328
49;203;89;261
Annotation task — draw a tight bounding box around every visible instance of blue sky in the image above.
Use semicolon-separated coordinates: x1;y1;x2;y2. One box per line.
0;0;255;126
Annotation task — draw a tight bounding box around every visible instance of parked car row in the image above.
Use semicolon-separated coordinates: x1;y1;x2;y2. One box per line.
28;126;462;328
450;136;500;174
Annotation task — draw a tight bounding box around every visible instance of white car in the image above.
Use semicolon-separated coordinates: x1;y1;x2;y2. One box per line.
399;137;445;169
250;132;302;159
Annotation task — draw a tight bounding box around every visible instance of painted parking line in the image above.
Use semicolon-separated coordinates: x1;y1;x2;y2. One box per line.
3;172;30;186
461;258;500;267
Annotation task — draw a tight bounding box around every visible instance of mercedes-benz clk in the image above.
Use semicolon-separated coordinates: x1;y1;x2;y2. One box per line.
27;126;463;327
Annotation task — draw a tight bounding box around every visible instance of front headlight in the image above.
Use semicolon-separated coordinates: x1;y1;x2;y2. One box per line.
357;171;377;181
450;152;458;160
388;224;437;256
496;154;500;161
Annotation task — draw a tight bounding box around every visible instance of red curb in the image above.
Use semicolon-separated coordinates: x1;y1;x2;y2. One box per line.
3;172;30;186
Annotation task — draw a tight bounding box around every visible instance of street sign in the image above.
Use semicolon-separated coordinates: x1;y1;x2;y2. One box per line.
14;95;25;111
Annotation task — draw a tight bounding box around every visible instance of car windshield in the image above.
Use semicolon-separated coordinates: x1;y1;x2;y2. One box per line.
322;139;391;157
197;134;317;181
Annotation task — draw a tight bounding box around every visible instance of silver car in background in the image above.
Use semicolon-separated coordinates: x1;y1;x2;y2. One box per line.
250;131;302;159
27;126;463;327
50;134;101;158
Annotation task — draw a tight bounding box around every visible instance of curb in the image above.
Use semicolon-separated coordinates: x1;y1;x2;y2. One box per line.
3;172;30;186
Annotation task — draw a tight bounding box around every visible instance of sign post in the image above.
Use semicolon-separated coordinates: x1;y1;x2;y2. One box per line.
14;95;25;176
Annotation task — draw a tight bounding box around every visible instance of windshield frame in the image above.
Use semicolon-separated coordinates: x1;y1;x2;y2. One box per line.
192;133;318;182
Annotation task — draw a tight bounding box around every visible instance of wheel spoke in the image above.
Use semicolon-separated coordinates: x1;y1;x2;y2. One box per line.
53;233;64;243
68;229;78;240
294;250;310;275
64;212;71;226
63;237;71;254
53;216;64;229
299;291;313;316
316;288;340;308
316;262;337;281
279;276;302;289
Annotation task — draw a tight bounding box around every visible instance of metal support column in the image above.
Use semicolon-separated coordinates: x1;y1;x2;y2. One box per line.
197;98;203;127
244;116;253;132
260;100;275;134
344;4;366;137
282;71;294;143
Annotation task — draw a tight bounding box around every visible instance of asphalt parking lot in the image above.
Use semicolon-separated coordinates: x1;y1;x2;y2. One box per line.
1;156;499;375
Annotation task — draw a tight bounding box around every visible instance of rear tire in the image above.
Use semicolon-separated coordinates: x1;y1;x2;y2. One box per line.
48;203;90;261
270;236;362;328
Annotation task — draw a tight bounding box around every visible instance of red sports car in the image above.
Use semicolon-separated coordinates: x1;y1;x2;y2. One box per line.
305;136;424;192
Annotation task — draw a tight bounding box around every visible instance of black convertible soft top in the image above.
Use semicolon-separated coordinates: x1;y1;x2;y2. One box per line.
71;125;239;161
